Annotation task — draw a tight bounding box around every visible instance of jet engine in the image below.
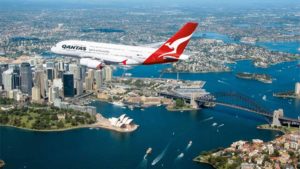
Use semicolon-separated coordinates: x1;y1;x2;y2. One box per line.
80;58;105;69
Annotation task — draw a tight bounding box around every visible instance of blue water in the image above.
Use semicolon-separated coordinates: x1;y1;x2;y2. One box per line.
256;41;300;54
1;40;300;169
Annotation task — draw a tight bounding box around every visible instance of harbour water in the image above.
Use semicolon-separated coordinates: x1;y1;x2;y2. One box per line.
0;40;299;169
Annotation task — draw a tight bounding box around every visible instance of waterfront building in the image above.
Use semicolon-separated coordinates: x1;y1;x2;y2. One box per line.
20;62;33;95
31;86;41;102
108;114;134;128
295;82;300;96
2;69;13;91
63;72;74;97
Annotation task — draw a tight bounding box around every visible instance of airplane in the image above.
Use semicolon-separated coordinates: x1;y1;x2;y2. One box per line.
51;22;198;69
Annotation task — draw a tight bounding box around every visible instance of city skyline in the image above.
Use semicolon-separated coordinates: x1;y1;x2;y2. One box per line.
0;1;299;169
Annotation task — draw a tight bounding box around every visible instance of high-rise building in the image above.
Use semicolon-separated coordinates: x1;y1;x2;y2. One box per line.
12;66;20;89
0;64;8;89
95;70;103;90
34;69;46;98
31;86;41;103
104;66;112;81
63;72;74;97
20;62;33;95
49;86;59;103
58;61;65;71
2;69;13;91
47;68;55;81
75;80;83;96
295;82;300;96
69;64;82;80
85;69;94;91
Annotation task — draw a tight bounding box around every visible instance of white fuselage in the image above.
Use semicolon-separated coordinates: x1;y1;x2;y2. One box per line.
51;40;188;65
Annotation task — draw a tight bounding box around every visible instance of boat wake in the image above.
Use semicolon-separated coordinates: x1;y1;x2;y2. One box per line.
151;143;170;166
136;158;148;169
200;117;214;123
175;153;184;160
262;95;267;101
217;124;224;128
217;80;230;86
184;141;192;151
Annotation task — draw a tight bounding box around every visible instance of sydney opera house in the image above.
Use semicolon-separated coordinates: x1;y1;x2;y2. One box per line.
108;114;134;128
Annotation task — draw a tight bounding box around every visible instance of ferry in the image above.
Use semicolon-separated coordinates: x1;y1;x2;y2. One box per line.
146;147;152;154
188;141;192;147
112;101;124;107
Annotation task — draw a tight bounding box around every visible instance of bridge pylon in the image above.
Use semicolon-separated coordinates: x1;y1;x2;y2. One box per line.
272;109;284;127
190;93;199;109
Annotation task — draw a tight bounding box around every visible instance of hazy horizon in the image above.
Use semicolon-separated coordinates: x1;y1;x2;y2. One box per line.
0;0;299;9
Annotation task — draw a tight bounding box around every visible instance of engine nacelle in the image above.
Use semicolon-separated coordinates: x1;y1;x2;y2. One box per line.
80;58;105;69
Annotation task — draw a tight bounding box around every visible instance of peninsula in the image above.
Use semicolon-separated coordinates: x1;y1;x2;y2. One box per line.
0;98;138;133
194;126;300;169
236;72;273;84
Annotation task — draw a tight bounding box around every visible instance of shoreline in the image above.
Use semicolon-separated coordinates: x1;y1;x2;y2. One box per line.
162;59;299;74
0;121;138;133
194;124;300;168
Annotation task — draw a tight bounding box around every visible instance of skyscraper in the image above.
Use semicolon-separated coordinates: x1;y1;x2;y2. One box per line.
34;69;46;98
104;66;112;82
12;66;20;89
95;70;103;90
85;69;94;91
2;69;13;91
0;64;8;89
31;86;41;103
20;62;33;95
63;72;74;97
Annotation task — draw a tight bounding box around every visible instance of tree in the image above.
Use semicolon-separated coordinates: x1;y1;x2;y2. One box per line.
175;99;185;108
57;121;64;128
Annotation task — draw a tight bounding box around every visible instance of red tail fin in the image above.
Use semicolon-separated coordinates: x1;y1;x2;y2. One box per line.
143;22;198;65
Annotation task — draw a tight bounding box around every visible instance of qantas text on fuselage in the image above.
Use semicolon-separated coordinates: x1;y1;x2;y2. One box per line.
51;22;198;69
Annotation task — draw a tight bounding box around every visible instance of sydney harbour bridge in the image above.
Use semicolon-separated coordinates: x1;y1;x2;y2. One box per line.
159;91;300;127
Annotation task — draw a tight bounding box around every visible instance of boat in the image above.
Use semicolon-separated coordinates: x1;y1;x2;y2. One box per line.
146;147;152;154
212;122;218;127
262;95;267;101
112;101;124;107
188;141;192;147
178;153;184;158
128;105;134;110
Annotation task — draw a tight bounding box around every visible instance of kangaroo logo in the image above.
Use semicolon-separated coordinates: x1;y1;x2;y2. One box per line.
158;34;193;59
